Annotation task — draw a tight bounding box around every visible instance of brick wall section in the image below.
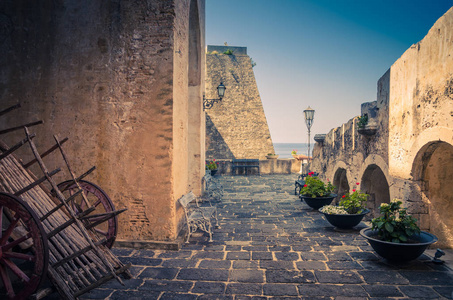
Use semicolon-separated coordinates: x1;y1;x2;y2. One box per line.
206;46;275;159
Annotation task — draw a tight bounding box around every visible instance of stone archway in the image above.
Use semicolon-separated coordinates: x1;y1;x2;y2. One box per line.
333;168;349;205
361;164;390;218
412;141;453;248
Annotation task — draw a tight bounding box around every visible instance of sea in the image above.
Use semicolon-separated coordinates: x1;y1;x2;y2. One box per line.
273;143;310;159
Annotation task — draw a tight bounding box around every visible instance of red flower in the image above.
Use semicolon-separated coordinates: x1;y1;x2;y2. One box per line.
213;159;216;161
342;195;346;198
356;182;360;185
303;184;307;187
308;172;314;176
352;189;356;192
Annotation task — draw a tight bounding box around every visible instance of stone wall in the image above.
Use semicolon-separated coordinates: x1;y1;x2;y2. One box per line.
0;0;206;244
312;7;453;248
205;46;274;160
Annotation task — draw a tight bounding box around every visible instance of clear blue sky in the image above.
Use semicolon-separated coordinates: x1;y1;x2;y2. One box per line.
206;0;453;143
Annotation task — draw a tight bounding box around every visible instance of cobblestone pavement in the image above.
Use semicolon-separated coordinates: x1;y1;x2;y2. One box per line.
79;174;452;299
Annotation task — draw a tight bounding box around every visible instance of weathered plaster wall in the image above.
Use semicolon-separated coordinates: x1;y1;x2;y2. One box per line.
312;7;453;247
388;7;453;247
0;0;206;243
205;46;274;160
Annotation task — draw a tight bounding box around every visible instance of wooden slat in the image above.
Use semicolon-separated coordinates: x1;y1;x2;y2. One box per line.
14;168;61;196
52;237;110;269
0;103;21;117
73;263;131;298
23;137;68;168
39;189;83;222
0;120;43;135
0;134;35;161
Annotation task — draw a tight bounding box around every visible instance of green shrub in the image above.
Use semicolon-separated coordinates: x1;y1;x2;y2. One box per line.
371;200;420;243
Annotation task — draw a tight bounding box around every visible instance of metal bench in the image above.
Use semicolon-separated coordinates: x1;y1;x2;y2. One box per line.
232;159;260;175
294;172;319;195
179;191;219;243
202;173;224;202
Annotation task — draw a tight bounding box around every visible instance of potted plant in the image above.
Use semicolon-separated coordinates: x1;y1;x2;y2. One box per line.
299;172;336;209
319;183;370;229
266;153;279;159
206;159;219;176
360;200;438;261
291;149;298;159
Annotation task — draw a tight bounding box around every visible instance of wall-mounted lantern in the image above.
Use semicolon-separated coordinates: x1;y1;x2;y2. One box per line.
203;82;226;110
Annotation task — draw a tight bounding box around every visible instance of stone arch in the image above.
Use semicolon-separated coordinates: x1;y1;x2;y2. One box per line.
187;0;204;195
411;141;453;248
332;162;350;205
360;160;390;218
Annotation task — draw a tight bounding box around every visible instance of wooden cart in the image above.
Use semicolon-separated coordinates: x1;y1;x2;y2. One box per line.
0;104;131;299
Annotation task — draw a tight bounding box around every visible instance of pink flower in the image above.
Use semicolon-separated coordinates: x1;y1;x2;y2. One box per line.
352;189;356;192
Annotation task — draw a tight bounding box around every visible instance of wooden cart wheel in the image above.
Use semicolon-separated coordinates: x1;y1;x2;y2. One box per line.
0;193;49;300
57;180;118;249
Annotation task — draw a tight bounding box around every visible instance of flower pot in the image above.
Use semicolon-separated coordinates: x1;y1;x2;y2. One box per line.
299;194;337;210
360;228;438;261
266;155;279;159
210;169;218;176
321;209;370;229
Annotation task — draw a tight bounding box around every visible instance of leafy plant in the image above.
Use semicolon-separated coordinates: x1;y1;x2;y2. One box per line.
371;200;420;243
251;58;257;68
223;49;234;55
338;183;368;214
206;159;218;170
300;172;335;198
357;114;368;129
291;149;298;155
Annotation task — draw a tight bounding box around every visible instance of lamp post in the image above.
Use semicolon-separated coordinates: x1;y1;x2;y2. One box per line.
203;82;226;110
303;106;315;173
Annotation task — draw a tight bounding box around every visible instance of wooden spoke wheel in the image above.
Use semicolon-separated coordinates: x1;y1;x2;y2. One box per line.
58;180;118;249
0;193;49;300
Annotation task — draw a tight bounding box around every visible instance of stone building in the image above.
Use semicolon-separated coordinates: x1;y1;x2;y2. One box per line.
0;0;206;245
205;45;274;160
312;7;453;248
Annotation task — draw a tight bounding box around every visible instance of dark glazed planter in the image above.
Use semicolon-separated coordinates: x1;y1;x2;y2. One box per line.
321;209;370;229
300;194;337;210
360;228;438;261
210;169;218;176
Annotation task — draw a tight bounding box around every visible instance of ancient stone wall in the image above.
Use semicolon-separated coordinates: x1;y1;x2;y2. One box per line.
205;46;274;160
0;0;206;244
312;7;453;248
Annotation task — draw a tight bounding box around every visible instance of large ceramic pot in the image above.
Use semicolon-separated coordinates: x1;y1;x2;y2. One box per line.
360;228;438;261
321;209;370;229
299;194;337;210
210;169;218;176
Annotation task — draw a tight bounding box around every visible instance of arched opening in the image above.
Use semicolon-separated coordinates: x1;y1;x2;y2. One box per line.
361;164;390;218
333;168;349;205
412;141;453;248
187;0;203;194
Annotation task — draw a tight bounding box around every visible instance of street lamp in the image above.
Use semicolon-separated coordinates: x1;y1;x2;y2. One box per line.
203;82;226;110
303;106;315;172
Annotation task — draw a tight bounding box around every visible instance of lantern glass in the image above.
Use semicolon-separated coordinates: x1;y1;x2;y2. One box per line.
304;106;315;121
217;82;226;98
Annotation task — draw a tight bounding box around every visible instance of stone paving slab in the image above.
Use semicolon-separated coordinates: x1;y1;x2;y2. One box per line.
44;174;453;299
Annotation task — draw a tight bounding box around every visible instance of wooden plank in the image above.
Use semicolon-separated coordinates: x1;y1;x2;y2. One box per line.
0;120;43;135
0;134;35;161
23;137;69;168
0;103;21;117
39;189;83;221
14;168;61;196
